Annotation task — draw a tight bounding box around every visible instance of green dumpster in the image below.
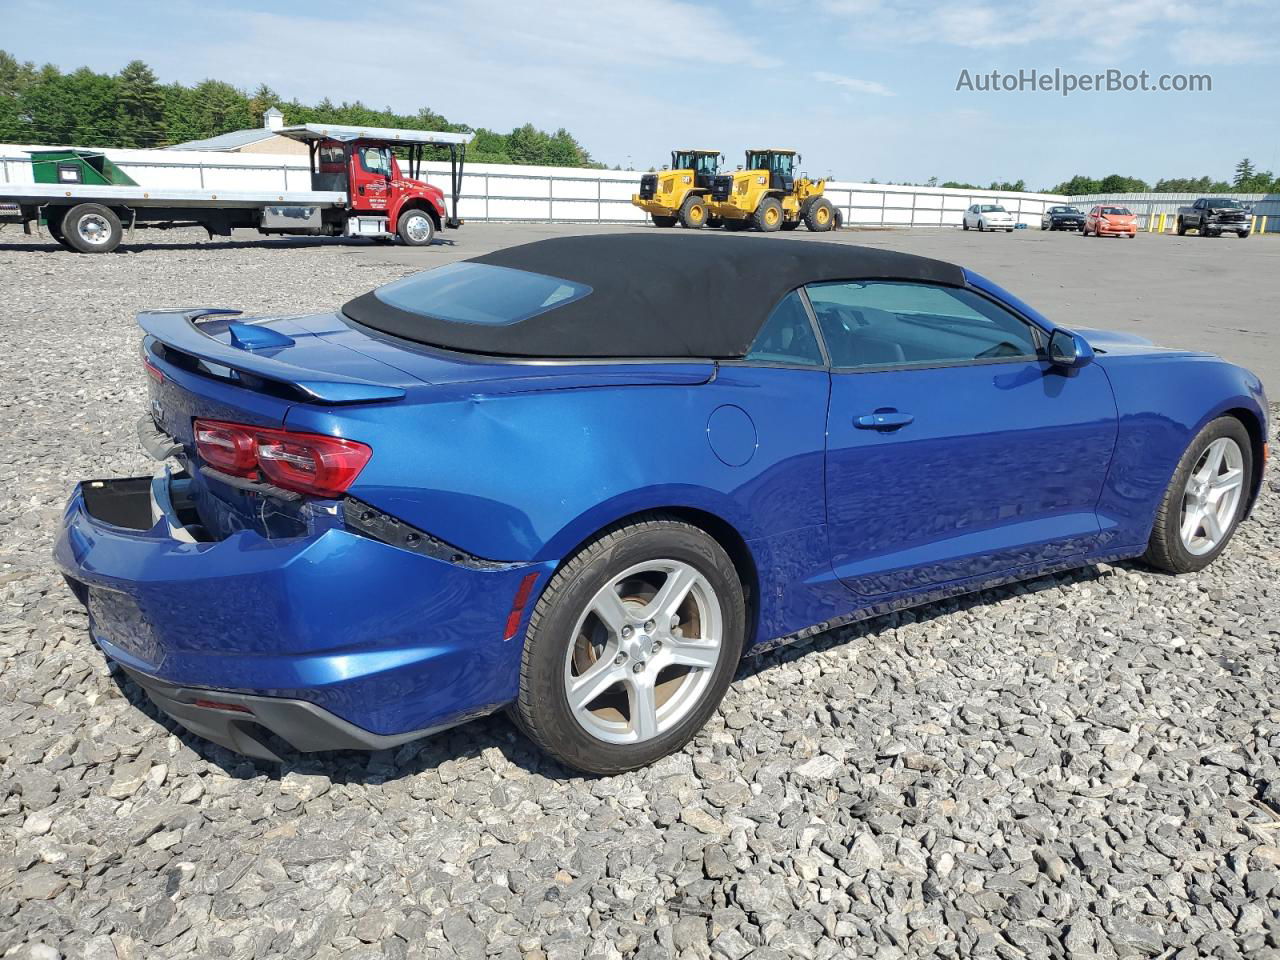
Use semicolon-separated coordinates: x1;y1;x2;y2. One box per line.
29;150;138;187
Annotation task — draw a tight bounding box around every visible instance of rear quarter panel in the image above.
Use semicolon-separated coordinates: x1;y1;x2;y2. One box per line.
1094;351;1267;549
284;365;831;568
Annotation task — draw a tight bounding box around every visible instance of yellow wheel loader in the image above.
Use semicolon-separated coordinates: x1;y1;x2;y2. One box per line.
631;150;723;229
708;149;838;233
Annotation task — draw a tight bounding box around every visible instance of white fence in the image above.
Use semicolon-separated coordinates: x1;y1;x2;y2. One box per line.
0;142;1066;228
1067;192;1280;233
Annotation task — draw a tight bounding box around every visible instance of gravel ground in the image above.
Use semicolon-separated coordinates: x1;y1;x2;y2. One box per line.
2;229;1279;960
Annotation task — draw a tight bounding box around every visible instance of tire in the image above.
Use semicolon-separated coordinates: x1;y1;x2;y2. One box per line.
707;217;724;229
1143;416;1252;574
396;208;436;246
803;197;835;232
963;220;970;231
678;195;708;229
1238;231;1249;239
61;203;122;253
511;516;746;775
1006;228;1014;233
753;197;784;232
1176;217;1187;236
45;218;74;251
723;218;750;232
832;209;843;230
651;214;678;228
977;219;986;232
779;221;800;231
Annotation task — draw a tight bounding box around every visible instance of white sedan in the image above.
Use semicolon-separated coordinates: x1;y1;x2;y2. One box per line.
963;203;1016;232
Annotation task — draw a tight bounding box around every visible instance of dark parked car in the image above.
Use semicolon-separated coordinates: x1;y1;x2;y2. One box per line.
1041;205;1084;231
56;235;1269;774
1177;197;1251;237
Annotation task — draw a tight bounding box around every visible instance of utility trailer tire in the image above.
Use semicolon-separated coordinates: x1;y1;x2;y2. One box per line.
397;209;436;246
62;204;123;253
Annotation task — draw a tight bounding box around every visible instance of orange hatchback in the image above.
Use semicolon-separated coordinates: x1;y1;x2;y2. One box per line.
1084;205;1137;238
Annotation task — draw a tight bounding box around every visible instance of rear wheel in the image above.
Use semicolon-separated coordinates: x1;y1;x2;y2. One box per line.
804;197;835;232
45;218;74;250
1143;417;1252;574
707;216;724;229
678;195;708;229
780;221;800;231
1176;217;1187;236
963;219;970;231
397;208;436;246
753;197;783;233
511;517;746;775
723;219;750;232
651;214;677;228
62;203;122;253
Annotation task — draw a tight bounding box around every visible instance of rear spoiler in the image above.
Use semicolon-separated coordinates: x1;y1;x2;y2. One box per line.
138;308;405;404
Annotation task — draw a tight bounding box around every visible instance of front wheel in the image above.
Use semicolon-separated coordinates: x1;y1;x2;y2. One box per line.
397;209;436;246
678;195;708;229
804;197;835;232
753;197;784;232
511;517;746;775
1143;417;1252;574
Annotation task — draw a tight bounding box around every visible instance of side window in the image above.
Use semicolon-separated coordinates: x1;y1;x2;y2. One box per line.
744;290;823;366
360;147;390;175
806;280;1040;370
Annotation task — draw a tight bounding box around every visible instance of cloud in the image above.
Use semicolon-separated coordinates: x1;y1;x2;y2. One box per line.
1168;27;1275;65
811;71;895;96
814;0;1218;60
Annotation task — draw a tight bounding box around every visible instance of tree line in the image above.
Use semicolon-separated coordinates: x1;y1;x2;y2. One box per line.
1048;160;1280;196
871;159;1280;196
0;51;601;167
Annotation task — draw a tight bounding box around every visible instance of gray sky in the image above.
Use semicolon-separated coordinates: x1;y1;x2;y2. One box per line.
3;0;1277;188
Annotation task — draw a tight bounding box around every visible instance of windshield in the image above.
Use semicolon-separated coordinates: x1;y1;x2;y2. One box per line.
1208;198;1243;208
980;205;1006;213
1050;206;1080;214
1102;207;1132;215
746;152;794;177
370;262;592;326
673;152;718;176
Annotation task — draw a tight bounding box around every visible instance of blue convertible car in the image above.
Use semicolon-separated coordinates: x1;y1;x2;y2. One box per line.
56;235;1268;773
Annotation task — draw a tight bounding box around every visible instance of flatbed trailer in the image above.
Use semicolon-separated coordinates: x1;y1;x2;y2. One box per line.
0;124;470;253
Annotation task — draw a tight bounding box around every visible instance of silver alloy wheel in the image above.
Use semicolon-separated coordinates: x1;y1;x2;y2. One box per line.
76;214;113;246
402;212;432;243
1179;436;1245;556
563;559;723;744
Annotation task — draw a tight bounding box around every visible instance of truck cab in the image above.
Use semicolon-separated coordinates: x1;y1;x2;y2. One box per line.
284;124;470;246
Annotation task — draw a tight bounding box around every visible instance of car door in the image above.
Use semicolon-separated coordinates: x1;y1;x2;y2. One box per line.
808;278;1118;598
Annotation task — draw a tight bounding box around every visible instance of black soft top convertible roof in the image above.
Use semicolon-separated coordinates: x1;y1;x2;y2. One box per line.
342;234;966;359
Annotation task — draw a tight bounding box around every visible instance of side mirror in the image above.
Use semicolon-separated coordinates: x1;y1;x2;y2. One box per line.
1048;329;1094;369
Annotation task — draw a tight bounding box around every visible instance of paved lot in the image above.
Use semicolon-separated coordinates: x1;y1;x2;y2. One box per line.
0;225;1279;960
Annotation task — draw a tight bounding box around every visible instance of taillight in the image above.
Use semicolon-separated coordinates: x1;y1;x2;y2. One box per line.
194;421;258;475
143;357;164;384
256;433;372;498
193;419;372;498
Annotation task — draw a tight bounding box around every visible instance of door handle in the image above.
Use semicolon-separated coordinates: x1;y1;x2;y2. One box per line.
855;411;914;430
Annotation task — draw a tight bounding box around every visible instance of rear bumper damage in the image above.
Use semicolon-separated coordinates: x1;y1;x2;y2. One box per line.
55;473;549;758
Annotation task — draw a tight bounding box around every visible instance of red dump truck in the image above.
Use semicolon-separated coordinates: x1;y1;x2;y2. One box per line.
0;124;470;253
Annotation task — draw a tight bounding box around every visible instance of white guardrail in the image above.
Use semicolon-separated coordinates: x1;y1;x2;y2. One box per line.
0;142;1068;228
